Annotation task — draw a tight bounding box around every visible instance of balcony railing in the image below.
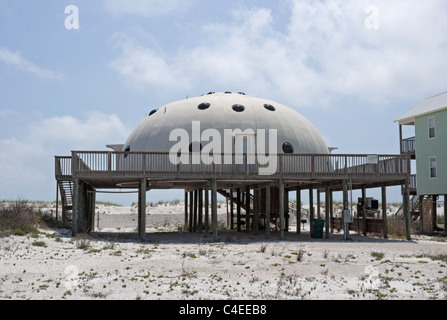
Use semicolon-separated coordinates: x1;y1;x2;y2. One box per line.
401;136;415;154
56;152;410;181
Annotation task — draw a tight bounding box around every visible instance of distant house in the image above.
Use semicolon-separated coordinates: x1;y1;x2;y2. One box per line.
395;91;447;231
395;91;447;196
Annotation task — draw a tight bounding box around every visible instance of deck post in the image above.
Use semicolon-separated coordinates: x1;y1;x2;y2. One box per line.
198;188;203;233
193;189;198;232
381;185;388;238
245;187;250;233
279;179;285;240
403;180;411;240
72;178;79;236
362;186;367;236
309;187;314;236
205;188;209;234
237;188;241;232
184;191;188;228
296;188;301;234
265;186;271;239
211;178;218;241
325;185;329;238
189;191;193;232
342;180;350;240
329;190;334;233
432;195;438;232
230;189;234;230
317;190;321;219
254;188;259;235
138;178;146;241
444;195;447;235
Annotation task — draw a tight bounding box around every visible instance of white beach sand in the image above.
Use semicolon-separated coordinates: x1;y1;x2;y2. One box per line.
1;203;446;301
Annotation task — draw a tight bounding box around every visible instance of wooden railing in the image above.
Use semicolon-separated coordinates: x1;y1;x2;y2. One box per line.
61;151;410;181
55;156;72;180
401;136;415;154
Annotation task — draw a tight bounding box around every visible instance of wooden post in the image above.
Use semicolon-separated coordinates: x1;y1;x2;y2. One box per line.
254;189;259;235
265;187;271;239
55;182;59;221
317;190;321;219
325;185;329;238
381;185;388;239
362;186;367;236
444;195;447;235
230;189;234;230
342;180;349;240
432;195;438;232
198;188;203;233
205;188;209;234
193;189;198;232
138;178;146;241
403;180;411;240
237;188;241;232
245;187;250;233
296;188;301;235
184;191;188;228
279;179;285;240
189;191;193;232
211;178;218;241
329;190;334;234
309;187;314;236
285;189;289;232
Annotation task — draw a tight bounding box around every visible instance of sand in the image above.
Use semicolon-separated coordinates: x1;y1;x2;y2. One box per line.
1;203;447;301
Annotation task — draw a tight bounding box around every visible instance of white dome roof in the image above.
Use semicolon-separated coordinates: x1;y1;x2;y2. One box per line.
123;92;328;155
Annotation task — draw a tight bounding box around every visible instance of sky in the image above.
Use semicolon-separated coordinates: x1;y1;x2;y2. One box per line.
1;0;446;205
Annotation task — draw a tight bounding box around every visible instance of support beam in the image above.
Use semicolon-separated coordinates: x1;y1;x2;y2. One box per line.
253;189;259;235
403;180;411;240
309;187;314;236
211;178;218;241
381;185;388;239
198;188;203;233
193;189;198;232
329;190;334;234
237;188;241;232
189;191;193;232
362;186;367;236
444;195;447;235
265;187;271;239
205;188;209;234
138;178;146;241
184;191;188;228
245;187;250;233
296;188;301;235
317;191;321;219
230;189;234;230
325;185;329;238
432;195;438;232
342;180;349;240
279;179;285;240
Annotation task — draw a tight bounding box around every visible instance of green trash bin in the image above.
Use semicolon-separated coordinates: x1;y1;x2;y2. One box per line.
311;219;325;238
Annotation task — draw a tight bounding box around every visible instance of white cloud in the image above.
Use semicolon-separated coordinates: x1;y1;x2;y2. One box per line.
0;112;130;201
109;0;447;109
104;0;193;17
0;46;62;80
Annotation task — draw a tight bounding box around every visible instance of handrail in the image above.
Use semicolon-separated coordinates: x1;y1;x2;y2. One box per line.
59;151;410;180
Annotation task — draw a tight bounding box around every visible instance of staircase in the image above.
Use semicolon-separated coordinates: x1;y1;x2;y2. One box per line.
55;156;74;224
395;195;423;221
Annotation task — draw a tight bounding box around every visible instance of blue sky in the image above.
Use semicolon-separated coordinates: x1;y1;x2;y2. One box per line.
1;0;446;205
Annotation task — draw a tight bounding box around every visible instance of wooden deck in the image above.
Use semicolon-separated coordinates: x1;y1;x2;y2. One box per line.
56;151;410;190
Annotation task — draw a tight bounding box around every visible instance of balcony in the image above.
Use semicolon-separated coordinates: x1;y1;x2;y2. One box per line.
400;136;415;158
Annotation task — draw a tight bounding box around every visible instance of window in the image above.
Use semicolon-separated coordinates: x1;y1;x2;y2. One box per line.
428;116;436;139
232;104;245;112
430;156;437;178
263;104;275;111
198;102;211;110
282;142;294;154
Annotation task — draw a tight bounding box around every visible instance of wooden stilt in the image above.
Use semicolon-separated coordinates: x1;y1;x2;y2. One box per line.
138;178;146;241
279;179;285;240
253;189;259;235
211;178;218;241
198;188;203;233
193;189;198;232
296;188;301;235
184;191;188;228
245;187;250;233
309;187;314;236
381;185;388;239
362;186;367;236
237;188;241;232
403;180;411;240
189;191;193;232
325;185;329;238
205;188;209;234
265;187;271;239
